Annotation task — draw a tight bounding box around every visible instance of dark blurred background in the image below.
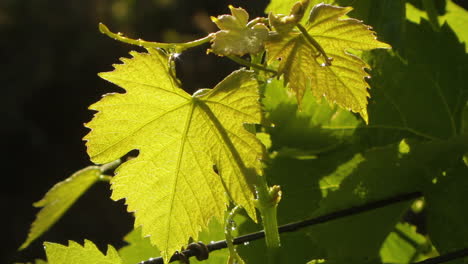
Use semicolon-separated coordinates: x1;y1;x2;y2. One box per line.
1;0;467;263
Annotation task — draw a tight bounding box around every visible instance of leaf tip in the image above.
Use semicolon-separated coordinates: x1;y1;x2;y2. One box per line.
98;23;109;34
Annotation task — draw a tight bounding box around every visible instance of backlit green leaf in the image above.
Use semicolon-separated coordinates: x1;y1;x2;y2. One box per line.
84;48;263;261
20;166;102;250
44;240;122;264
210;6;269;56
266;3;390;123
118;227;159;264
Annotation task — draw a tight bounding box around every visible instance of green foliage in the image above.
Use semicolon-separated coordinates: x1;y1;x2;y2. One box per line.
265;3;390;123
20;0;468;264
118;227;160;264
44;240;122;264
20;166;102;250
84;48;263;261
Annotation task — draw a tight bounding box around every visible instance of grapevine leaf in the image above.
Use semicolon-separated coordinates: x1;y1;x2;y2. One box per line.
365;20;468;142
426;163;468;261
239;136;467;263
266;3;390;123
119;219;229;264
118;227;159;264
380;222;435;263
334;0;406;51
268;0;310;35
210;6;269;56
20;166;102;250
304;136;468;264
44;240;122;264
406;0;468;51
265;0;336;20
191;218;229;264
84;48;263;261
262;78;360;153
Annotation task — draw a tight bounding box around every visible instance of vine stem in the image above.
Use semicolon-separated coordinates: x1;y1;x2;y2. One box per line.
225;206;245;264
227;55;278;75
296;23;333;66
98;23;212;52
141;192;424;264
254;175;281;249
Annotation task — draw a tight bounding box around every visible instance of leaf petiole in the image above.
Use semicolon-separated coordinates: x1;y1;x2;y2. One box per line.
296;23;333;66
98;174;113;182
227;55;277;75
99;23;212;53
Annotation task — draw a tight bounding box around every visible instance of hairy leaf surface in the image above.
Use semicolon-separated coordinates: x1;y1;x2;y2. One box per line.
84;48;263;261
44;240;122;264
210;6;269;56
20;166;102;250
266;4;390;123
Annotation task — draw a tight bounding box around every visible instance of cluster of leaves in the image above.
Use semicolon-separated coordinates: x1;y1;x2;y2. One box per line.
19;0;468;264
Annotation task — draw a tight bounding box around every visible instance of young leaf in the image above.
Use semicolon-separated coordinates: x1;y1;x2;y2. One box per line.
210;5;269;56
44;240;122;264
266;3;390;123
20;166;102;250
84;48;263;261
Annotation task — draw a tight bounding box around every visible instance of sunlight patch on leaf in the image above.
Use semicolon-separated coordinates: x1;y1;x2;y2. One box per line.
84;48;263;261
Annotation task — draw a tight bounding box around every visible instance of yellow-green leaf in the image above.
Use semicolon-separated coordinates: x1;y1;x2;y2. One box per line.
210;5;269;56
44;240;122;264
119;227;160;264
20;166;102;250
84;48;263;261
266;3;390;123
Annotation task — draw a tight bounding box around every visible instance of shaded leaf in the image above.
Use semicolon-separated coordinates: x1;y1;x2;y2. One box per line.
406;0;468;51
266;4;390;123
303;136;468;264
365;20;468;143
44;240;122;264
20;166;102;250
210;6;269;56
262;78;360;153
426;163;468;263
84;48;263;261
